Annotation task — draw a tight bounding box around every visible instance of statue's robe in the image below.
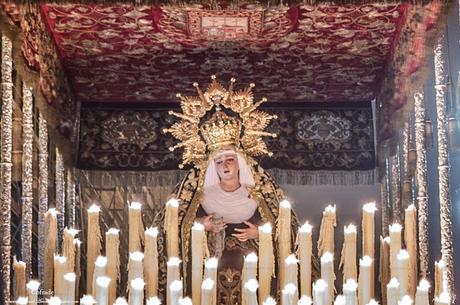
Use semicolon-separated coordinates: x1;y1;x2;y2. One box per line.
153;160;314;305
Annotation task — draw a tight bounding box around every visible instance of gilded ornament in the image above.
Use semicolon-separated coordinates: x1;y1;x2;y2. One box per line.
164;76;277;168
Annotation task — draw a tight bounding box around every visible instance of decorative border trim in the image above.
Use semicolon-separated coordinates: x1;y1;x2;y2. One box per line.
186;9;264;40
76;168;376;187
21;83;34;276
1;34;14;302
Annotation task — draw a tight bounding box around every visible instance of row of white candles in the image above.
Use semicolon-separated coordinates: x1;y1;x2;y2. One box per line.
12;199;451;305
13;274;448;305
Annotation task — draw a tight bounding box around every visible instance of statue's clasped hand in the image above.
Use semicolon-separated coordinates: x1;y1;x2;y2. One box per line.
232;221;259;242
201;214;227;233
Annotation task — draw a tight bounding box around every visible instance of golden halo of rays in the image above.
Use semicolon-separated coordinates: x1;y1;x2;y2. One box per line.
163;75;278;168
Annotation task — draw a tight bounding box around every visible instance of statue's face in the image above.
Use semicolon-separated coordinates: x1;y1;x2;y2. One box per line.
214;152;239;181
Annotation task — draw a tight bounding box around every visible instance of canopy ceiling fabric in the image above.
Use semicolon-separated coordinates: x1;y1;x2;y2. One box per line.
0;0;446;160
40;3;406;104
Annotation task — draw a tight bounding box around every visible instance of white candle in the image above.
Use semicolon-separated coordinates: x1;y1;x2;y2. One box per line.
335;296;346;305
358;256;372;305
204;257;218;282
343;279;358;305
341;224;357;283
46;297;61;305
129;278;145;305
398;295;413;305
379;236;391;305
362;202;376;298
259;223;275;304
242;253;259;304
169;280;183;305
191;222;206;305
80;295;96;305
147;297;162;305
244;279;259;305
63;228;79;273
145;227;159;299
16;297;28;305
165;198;180;259
387;278;400;305
282;283;298;305
26;280;40;305
167;258;182;305
106;228;120;305
318;204;336;257
415;280;430;305
298;222;313;298
53;255;67;300
435;260;446;298
201;278;215;305
396;250;410;297
313;280;328;305
404;205;417;297
13;257;26;298
389;224;402;278
284;254;299;297
93;255;108;294
178;297;192;305
44;209;58;291
128;251;144;288
63;273;76;304
321;252;335;305
279;200;292;290
434;292;451;305
87;204;102;294
129;202;144;253
95;276;111;305
204;257;218;304
243;252;258;282
299;296;312;305
114;297;128;305
74;239;82;295
263;297;277;305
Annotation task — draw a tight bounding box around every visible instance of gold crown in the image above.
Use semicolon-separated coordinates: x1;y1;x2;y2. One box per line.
200;112;242;151
164;75;277;168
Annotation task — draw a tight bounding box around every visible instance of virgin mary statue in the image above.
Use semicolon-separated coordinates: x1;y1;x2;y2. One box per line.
154;76;300;305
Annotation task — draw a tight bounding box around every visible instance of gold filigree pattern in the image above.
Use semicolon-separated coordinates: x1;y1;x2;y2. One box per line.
217;268;242;305
414;90;429;277
164;76;277;168
434;37;454;295
225;236;254;252
21;84;34;276
38;114;49;284
101;111;158;150
1;35;13;301
55;148;65;250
